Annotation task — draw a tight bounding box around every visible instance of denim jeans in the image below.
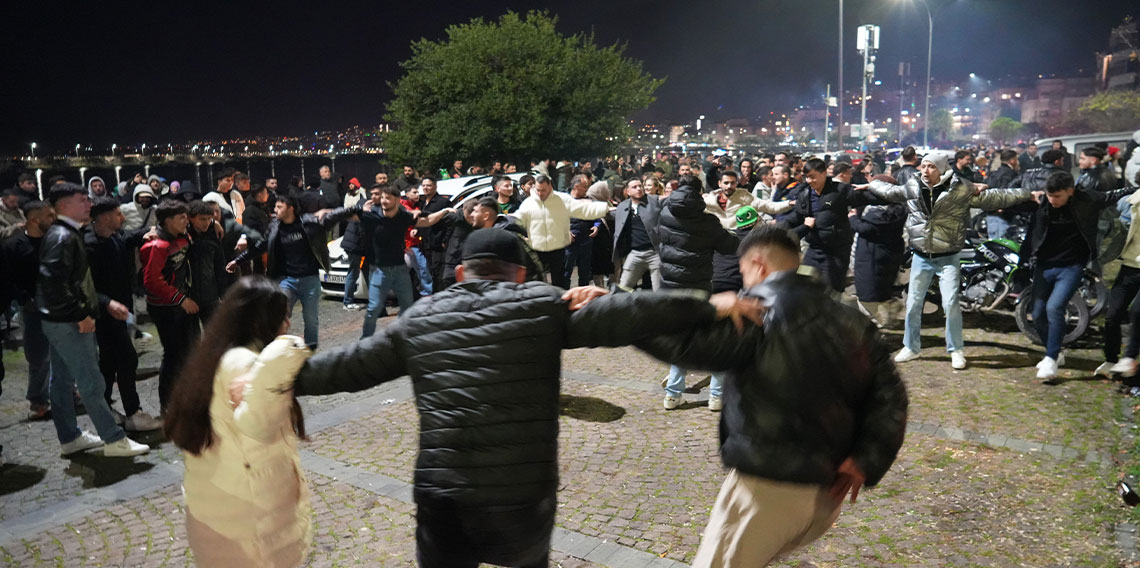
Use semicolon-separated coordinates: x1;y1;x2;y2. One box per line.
986;215;1010;240
362;265;414;338
41;320;126;445
407;246;434;296
343;253;364;306
904;252;963;353
280;274;322;348
1032;263;1084;359
618;249;662;291
20;302;51;406
564;238;594;287
664;365;723;398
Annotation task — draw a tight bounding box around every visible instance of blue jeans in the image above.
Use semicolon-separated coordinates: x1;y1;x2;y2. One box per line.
41;320;126;445
905;252;963;353
1032;264;1084;359
986;215;1010;240
363;265;415;337
343;253;364;306
663;365;722;398
21;302;51;406
281;274;322;348
564;238;593;287
408;246;433;297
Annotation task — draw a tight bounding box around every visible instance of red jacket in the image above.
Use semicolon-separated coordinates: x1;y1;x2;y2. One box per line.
140;231;192;306
401;198;421;249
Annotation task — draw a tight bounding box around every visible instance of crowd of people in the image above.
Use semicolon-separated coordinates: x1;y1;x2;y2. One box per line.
0;131;1138;566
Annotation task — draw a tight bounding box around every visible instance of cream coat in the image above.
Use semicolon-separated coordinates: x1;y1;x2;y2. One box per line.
203;189;246;224
512;192;609;252
182;336;312;568
703;188;795;229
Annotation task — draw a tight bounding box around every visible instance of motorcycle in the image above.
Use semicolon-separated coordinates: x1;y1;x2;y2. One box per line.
905;235;1091;346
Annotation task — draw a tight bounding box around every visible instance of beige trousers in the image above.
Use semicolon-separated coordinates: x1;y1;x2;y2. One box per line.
692;469;844;568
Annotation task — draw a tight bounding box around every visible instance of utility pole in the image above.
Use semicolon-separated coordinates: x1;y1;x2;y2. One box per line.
838;0;844;151
823;84;831;154
899;62;908;144
857;24;880;152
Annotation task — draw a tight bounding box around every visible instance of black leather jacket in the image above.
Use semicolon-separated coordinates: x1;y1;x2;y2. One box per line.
232;207;355;278
38;220;105;322
1021;186;1134;265
638;271;908;488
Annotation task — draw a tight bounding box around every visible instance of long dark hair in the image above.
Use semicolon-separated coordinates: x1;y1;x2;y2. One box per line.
164;276;306;455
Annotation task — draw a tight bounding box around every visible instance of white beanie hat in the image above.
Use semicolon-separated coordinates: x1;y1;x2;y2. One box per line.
920;151;952;174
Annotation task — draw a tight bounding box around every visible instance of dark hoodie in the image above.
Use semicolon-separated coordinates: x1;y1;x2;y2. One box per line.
655;184;740;293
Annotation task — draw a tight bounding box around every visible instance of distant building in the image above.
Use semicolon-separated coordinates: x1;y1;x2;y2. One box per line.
1097;18;1140;91
1021;77;1097;127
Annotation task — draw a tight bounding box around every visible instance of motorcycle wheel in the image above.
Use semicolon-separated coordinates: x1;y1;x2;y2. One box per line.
970;211;988;239
1079;275;1109;319
1015;294;1090;346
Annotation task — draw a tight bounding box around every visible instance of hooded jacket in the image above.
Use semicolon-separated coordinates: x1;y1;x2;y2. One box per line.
203;188;246;223
291;280;720;557
868;170;1034;256
656;185;740;292
86;176;109;199
120;184;158;231
0;200;25;241
637;270;908;488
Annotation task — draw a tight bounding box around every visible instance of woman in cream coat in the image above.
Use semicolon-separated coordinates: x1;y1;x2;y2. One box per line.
165;276;312;567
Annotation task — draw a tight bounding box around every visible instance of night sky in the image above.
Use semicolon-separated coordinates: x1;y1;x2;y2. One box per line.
4;0;1135;154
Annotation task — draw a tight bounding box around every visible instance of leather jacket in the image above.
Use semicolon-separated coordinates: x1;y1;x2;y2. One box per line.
869;170;1033;255
232;207;356;278
38;220;104;322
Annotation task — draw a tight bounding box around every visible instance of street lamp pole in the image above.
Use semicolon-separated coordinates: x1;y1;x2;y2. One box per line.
838;0;844;151
918;0;933;148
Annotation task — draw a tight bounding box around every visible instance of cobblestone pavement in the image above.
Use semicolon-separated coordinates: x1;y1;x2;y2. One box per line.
2;292;1139;566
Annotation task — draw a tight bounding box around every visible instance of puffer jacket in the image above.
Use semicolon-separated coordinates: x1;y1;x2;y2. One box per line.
868;170;1033;256
0;202;25;241
637;271;908;488
1018;163;1066;193
656;185;740;292
512;192;609;252
37;220;105;322
292;281;720;553
120;185;158;231
181;336;312;568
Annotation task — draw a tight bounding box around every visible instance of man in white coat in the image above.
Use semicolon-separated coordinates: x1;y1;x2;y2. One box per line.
511;174;609;288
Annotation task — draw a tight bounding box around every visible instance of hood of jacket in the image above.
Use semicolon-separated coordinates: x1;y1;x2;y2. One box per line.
663;185;706;219
132;184;156;204
87;176;106;197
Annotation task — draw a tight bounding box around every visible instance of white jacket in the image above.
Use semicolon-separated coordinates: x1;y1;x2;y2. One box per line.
203;189;246;223
512;192;609;252
182;336;312;568
703;188;794;229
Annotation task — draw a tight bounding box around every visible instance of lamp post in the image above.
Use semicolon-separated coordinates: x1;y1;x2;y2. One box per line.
75;144;81;158
915;0;933;149
838;0;844;151
30;142;37;159
111;143;117;157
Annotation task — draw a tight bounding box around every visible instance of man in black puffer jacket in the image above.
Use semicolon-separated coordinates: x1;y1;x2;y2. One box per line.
293;228;759;568
639;224;908;566
656;175;740;410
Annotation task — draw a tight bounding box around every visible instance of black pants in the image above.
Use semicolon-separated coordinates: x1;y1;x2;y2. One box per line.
149;304;200;410
95;317;140;416
415;499;554;568
197;301;219;329
426;248;446;294
1104;265;1140;363
536;248;569;289
804;247;849;293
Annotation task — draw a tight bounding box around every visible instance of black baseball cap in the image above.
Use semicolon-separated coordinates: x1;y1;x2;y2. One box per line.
461;228;524;265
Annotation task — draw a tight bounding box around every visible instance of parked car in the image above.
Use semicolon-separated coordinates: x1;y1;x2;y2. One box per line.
317;172;534;298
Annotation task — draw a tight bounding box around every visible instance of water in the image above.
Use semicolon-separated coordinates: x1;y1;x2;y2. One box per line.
1;154;390;194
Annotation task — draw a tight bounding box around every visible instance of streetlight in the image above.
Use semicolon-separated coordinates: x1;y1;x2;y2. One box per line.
30;142;36;159
75;143;80;158
111;143;117;156
141;143;147;155
908;0;935;149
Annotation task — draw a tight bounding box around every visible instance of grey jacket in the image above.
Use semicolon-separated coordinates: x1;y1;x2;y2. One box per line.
868;171;1033;255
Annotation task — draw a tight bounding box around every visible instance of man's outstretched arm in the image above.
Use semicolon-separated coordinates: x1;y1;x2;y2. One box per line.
294;326;407;396
635;317;761;372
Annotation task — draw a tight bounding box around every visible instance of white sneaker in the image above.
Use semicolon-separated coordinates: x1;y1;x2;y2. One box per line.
134;331;154;345
125;411;163;432
663;394;683;410
894;347;920;363
1112;358;1137;376
708;396;723;412
1038;353;1065;369
1094;362;1115;377
1036;357;1059;380
103;437;150;457
951;351;967;370
61;431;104;456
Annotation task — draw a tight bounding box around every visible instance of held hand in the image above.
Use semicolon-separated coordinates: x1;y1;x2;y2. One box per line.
362;200;374;212
852;184;870;191
709;292;766;333
973;183;988;195
803;217;816;228
77;316;96;334
314;208;332;221
143;226;159;241
234;234;248;252
1031;190;1045;201
181;298;200;315
848;209;857;218
561;285;609;311
828;457;866;504
107;301;130;322
589;225;599;238
228;373;250;407
225;260;239;274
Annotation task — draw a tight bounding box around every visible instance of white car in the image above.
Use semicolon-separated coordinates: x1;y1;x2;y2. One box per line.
317;172;534;298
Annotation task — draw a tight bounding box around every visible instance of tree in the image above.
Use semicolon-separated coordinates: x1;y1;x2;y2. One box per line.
1076;90;1140;133
988;117;1023;145
384;11;664;170
928;110;954;143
